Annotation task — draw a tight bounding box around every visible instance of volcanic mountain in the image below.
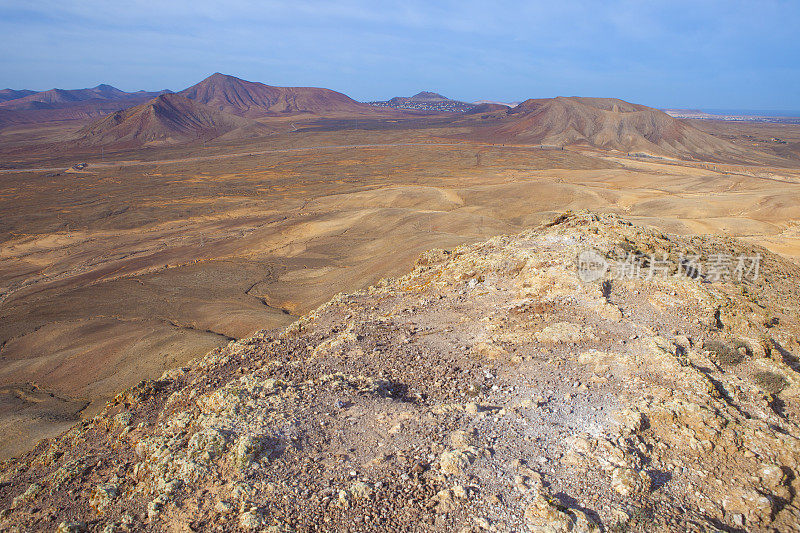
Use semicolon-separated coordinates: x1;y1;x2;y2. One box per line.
0;84;166;110
494;96;760;161
0;89;36;104
0;85;170;127
178;73;376;117
387;91;451;105
76;93;251;147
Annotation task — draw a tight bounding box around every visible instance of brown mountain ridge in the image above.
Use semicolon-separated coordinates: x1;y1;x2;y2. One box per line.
0;89;37;104
490;96;767;162
76;93;251;147
73;73;398;147
178;73;377;117
0;85;169;127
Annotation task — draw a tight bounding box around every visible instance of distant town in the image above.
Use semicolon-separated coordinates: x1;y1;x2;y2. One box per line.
367;91;479;113
368;99;477;113
663;108;800;124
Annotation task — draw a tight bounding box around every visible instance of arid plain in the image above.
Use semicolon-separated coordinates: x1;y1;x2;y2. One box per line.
1;78;800;460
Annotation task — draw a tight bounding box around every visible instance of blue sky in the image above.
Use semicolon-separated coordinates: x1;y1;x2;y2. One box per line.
1;0;798;110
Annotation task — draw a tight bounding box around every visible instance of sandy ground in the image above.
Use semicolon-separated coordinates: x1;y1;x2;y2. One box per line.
1;119;800;459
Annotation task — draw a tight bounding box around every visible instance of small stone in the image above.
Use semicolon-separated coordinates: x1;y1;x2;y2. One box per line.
450;429;477;448
609;506;630;525
216;500;234;514
337;489;351;507
350;481;374;499
234;434;266;470
524;493;599;532
611;467;648;496
440;447;478;476
758;464;786;490
616;408;645;434
56;522;87;533
434;485;468;512
147;495;168;521
89;483;120;513
239;508;266;530
187;428;228;463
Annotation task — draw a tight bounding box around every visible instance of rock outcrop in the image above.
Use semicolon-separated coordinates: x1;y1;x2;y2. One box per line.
2;213;800;532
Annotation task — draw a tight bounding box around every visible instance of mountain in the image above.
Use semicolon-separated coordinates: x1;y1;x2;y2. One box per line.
0;89;36;104
465;102;509;114
71;73;392;146
0;85;170;127
0;84;165;110
76;93;251;147
178;73;376;117
473;99;519;107
2;212;800;532
370;91;476;113
387;91;450;105
494;96;760;160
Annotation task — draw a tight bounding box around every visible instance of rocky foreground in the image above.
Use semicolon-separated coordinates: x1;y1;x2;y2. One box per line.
2;213;800;532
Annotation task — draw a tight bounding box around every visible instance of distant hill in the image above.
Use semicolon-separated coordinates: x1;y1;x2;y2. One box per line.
0;89;36;104
0;85;170;127
0;84;166;110
76;93;251;147
68;73;402;146
473;99;518;107
493;96;760;161
387;91;450;105
369;91;476;113
465;102;509;114
178;73;376;117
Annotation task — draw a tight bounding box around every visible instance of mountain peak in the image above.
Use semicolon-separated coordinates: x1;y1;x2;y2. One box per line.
77;92;249;147
496;96;749;160
412;91;448;100
200;72;244;86
179;74;371;117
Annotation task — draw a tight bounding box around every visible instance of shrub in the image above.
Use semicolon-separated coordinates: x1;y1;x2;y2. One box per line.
703;339;749;366
753;371;789;395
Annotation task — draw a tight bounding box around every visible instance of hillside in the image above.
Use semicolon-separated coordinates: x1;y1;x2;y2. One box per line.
0;89;36;103
2;213;800;532
0;85;166;110
494;96;768;161
465;102;509;115
76;93;251;147
0;86;169;127
178;73;376;117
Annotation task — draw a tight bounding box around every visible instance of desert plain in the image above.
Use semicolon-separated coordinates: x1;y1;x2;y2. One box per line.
1;80;800;463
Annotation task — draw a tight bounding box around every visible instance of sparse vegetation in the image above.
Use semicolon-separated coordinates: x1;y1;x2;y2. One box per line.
753;371;789;394
703;338;750;366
